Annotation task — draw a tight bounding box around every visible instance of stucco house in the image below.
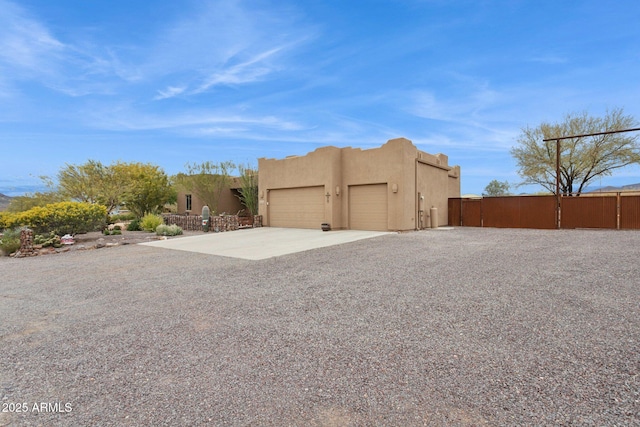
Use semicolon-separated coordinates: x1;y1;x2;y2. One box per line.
258;138;460;231
176;177;245;215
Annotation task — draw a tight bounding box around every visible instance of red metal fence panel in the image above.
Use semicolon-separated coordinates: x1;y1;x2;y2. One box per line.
481;196;556;229
561;196;617;229
482;197;518;228
448;198;462;226
462;199;482;227
620;195;640;229
519;196;557;229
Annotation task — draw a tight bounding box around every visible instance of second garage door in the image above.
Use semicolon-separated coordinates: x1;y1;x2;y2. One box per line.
349;183;388;231
268;186;325;229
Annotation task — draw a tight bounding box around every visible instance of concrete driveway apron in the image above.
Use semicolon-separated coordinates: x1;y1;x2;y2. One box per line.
139;227;392;260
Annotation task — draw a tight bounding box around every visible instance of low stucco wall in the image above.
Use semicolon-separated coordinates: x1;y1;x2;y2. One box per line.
176;188;244;216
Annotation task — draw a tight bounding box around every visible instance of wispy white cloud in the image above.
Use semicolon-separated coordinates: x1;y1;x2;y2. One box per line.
410;83;501;124
0;0;314;105
0;1;65;73
146;1;314;98
154;85;187;100
194;46;285;93
0;0;142;97
87;103;306;133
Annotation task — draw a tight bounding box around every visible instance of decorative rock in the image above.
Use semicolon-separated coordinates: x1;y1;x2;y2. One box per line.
14;229;36;258
95;238;106;249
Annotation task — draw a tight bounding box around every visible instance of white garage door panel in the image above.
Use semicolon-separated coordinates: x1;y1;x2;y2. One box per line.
349;184;388;231
269;186;325;229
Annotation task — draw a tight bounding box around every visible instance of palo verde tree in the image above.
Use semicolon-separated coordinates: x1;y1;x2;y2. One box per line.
57;160;109;206
57;160;130;214
175;161;235;214
115;162;176;218
511;108;640;195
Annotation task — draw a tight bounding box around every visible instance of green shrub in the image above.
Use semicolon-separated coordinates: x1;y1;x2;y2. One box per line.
127;219;141;231
109;212;136;222
8;202;107;235
140;213;164;232
103;227;122;236
0;228;21;256
156;224;183;236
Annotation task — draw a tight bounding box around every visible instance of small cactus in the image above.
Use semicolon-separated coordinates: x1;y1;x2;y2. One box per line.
202;205;210;232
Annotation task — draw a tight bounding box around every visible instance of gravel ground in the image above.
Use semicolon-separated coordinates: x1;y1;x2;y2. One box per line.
0;227;638;426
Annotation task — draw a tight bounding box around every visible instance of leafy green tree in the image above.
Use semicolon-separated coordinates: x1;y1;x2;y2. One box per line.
56;160;128;213
175;161;235;214
236;164;258;215
511;108;640;195
55;160;174;216
483;180;511;197
116;162;176;218
57;160;108;205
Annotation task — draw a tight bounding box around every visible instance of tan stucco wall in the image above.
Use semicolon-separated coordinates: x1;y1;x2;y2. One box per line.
448;166;461;199
417;161;447;228
258;138;461;231
176;188;244;216
340;138;417;230
258;146;341;228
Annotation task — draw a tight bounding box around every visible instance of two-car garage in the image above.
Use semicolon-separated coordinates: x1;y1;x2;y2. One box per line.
267;184;388;231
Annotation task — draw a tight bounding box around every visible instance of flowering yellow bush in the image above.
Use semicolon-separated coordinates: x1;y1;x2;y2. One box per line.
1;202;106;235
0;211;15;231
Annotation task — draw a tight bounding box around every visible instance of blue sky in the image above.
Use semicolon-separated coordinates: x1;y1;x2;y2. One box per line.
1;0;640;197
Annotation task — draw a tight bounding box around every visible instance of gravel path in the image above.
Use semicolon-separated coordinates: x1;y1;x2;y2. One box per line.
1;228;638;426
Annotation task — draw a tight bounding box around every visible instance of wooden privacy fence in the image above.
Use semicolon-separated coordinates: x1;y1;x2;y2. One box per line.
448;194;640;230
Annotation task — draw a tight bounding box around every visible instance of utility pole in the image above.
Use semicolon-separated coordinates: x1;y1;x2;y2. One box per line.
542;126;640;230
556;139;560;229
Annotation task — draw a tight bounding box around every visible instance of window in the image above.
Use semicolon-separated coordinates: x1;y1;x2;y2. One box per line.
186;194;192;211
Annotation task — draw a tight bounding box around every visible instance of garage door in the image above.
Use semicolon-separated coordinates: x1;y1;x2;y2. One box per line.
349;184;388;231
268;186;325;229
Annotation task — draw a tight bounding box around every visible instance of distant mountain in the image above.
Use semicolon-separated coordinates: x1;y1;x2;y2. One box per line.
587;183;640;193
0;193;12;211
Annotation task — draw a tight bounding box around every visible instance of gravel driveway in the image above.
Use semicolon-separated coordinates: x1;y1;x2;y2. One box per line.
1;228;638;426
